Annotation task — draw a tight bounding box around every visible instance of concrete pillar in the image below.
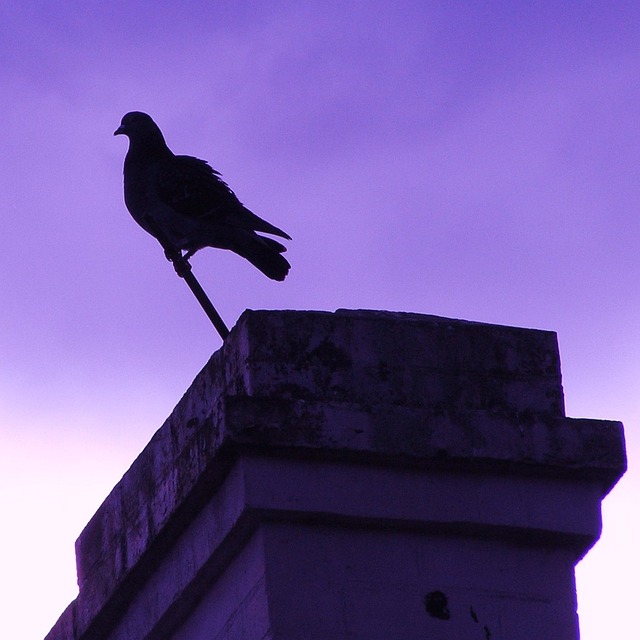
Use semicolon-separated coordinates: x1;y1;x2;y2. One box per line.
45;310;626;640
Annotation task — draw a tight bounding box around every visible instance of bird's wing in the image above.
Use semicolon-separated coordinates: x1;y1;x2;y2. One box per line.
156;155;291;240
156;155;240;222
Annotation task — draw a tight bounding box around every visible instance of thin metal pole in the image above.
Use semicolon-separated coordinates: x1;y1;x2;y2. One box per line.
169;252;230;340
144;217;230;340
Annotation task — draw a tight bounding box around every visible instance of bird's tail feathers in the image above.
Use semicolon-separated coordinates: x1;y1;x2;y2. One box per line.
259;236;287;254
241;208;292;241
234;233;290;281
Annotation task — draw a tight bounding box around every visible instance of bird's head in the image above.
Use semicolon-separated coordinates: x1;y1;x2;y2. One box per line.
114;111;158;137
114;111;169;156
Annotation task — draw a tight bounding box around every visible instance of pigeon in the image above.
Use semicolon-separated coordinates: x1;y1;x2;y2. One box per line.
114;111;291;281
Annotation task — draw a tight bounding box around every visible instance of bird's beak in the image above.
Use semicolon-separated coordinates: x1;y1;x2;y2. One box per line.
114;125;125;136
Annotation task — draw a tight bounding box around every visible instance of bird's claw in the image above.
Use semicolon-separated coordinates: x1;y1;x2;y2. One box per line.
163;247;192;278
172;256;192;278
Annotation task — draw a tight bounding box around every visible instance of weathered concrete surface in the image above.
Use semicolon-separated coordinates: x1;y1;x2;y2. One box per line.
44;309;626;640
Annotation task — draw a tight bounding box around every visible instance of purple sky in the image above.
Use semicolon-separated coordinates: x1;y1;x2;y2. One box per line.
1;2;638;638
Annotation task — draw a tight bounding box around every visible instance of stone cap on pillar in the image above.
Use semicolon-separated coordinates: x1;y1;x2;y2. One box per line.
46;309;626;640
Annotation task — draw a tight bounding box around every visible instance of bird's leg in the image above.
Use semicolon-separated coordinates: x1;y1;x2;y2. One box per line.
162;245;181;264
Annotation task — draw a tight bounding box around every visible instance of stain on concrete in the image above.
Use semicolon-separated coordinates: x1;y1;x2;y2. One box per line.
424;590;450;620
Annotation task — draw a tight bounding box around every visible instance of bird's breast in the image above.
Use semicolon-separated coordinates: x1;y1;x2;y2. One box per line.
123;161;203;251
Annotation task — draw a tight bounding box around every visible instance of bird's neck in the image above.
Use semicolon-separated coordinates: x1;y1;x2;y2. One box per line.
127;133;172;162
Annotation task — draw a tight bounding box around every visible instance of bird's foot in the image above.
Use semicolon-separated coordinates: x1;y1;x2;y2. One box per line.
163;248;192;278
172;255;192;278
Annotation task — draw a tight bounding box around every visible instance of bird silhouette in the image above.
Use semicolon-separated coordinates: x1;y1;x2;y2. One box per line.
114;111;291;281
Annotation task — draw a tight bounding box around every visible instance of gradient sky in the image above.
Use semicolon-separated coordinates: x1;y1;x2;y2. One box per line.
1;2;638;638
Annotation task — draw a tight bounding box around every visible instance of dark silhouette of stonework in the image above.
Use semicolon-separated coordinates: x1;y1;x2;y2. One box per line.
45;309;626;640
